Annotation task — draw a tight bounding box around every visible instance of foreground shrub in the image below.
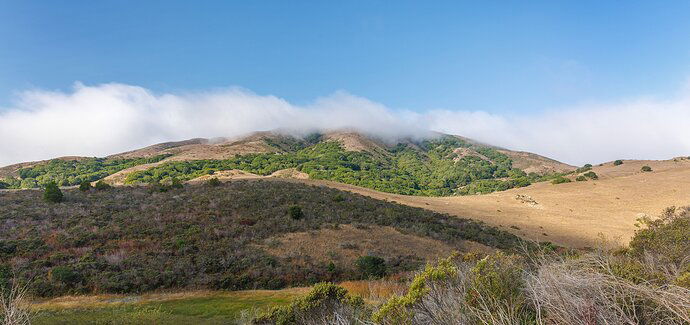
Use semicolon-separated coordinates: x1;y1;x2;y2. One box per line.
0;279;32;325
526;252;690;324
42;182;63;203
641;165;653;172
374;253;535;325
253;283;367;325
575;176;587;181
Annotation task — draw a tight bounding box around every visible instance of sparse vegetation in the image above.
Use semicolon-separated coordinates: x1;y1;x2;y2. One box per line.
94;180;111;190
0;180;522;298
614;159;624;166
207;177;221;186
641;165;653;172
583;171;599;179
575;175;587;181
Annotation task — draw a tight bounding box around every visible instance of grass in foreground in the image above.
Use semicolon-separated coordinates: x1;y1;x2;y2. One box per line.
32;289;306;325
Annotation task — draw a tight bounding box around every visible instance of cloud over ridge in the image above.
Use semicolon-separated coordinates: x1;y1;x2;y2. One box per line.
1;82;689;167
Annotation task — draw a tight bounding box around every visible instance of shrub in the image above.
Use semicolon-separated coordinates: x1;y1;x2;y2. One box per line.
583;171;599;180
94;180;111;190
551;176;571;185
374;254;533;324
43;182;63;203
576;176;587;181
50;266;81;285
207;177;221;187
253;283;367;325
641;165;652;172
287;205;304;220
614;160;624;166
78;181;92;191
356;256;387;279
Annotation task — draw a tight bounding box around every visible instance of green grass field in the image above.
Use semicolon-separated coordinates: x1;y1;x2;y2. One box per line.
32;289;306;324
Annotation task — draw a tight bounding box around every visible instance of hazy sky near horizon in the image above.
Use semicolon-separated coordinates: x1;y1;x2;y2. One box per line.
1;1;690;166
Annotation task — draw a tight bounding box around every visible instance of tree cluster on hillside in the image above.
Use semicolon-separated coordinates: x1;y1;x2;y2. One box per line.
2;155;171;189
0;180;523;298
125;137;538;196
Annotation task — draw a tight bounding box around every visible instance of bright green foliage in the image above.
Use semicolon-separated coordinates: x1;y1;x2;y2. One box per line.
78;181;92;191
373;257;458;323
355;256;387;279
253;283;366;325
7;155;170;189
641;165;652;172
551;176;571;184
43;182;63;203
125;136;531;196
630;206;690;267
614;160;624;166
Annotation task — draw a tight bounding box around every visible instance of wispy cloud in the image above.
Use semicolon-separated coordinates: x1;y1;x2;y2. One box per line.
1;82;689;167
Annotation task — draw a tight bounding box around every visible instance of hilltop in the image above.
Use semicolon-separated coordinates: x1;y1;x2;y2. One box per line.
0;130;575;196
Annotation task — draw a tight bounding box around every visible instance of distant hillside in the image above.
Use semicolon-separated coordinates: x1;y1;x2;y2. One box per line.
0;180;522;297
0;130;575;196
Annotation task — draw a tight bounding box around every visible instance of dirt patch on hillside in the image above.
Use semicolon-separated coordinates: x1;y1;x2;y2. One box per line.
260;225;492;266
498;150;575;174
270;168;309;179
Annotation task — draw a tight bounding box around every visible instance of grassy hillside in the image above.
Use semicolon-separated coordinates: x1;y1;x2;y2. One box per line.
124;135;542;196
1;134;565;196
0;180;522;298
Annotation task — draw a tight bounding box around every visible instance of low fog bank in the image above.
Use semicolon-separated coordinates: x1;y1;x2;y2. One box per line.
1;82;689;167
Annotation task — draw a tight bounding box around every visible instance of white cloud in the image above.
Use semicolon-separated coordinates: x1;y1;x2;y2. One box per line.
1;82;689;167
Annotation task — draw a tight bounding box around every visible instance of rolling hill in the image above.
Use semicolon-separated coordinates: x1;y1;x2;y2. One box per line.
0;130;574;196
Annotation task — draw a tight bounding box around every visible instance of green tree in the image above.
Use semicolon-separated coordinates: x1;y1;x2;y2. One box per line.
356;255;387;278
288;205;304;220
614;160;624;166
43;182;64;203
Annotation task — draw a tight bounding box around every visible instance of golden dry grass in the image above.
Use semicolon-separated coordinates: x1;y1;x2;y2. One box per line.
266;158;690;248
259;225;491;267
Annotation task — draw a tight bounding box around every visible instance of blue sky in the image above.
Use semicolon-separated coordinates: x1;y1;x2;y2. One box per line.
2;1;690;113
2;1;690;166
